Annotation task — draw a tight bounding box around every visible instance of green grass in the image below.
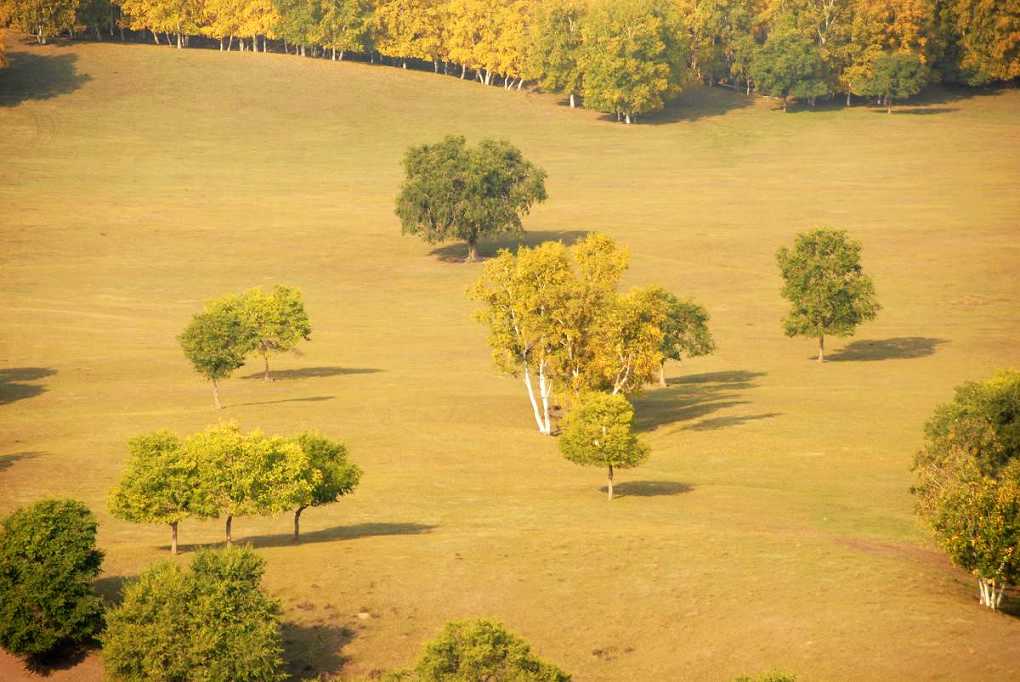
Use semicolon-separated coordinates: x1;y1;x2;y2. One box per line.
2;35;1020;680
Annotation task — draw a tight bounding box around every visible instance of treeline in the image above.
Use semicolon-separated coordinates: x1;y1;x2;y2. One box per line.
2;0;1018;118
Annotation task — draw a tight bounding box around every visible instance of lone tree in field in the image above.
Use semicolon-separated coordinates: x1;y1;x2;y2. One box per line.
751;32;829;110
103;547;286;681
179;296;254;408
291;432;362;542
854;52;929;113
776;229;880;362
396;135;547;262
241;285;312;381
559;392;650;500
394;619;571;681
648;288;715;387
109;431;214;555
0;499;104;659
913;370;1020;610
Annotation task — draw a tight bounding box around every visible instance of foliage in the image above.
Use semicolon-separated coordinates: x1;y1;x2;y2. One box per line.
592;286;669;396
526;0;585;105
733;673;797;682
179;295;254;407
317;0;369;57
291;432;361;539
103;547;286;681
240;285;312;380
776;228;880;360
853;51;929;110
559;392;650;499
396;135;547;261
0;499;104;657
950;0;1020;85
0;0;78;43
399;619;571;681
640;287;714;384
750;30;829;109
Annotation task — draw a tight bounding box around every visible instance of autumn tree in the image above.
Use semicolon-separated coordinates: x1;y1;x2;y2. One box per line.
274;0;321;55
373;0;439;68
526;0;585;107
118;0;203;47
109;431;213;554
592;287;669;396
0;29;6;68
776;228;880;362
751;30;829;109
396;135;547;262
854;50;928;111
318;0;369;60
580;0;689;123
179;295;254;409
291;432;362;541
1;0;78;43
240;285;312;381
950;0;1020;84
646;288;714;387
103;547;286;681
0;500;104;658
559;392;650;500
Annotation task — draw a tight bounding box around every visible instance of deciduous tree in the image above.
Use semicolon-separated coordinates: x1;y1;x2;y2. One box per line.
751;30;830;109
950;0;1020;84
396;135;547;262
241;285;312;381
179;295;254;408
1;0;78;43
526;0;585;107
291;432;362;541
776;228;880;361
853;50;928;111
559;392;650;500
645;288;714;387
318;0;369;60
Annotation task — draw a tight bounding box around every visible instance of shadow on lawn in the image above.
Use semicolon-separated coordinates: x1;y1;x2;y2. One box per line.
0;367;56;405
233;395;335;408
0;451;43;472
598;480;693;498
826;337;948;362
633;370;767;432
234;522;436;550
23;644;91;677
0;51;91;107
639;85;754;125
283;622;355;680
240;366;383;381
429;229;590;262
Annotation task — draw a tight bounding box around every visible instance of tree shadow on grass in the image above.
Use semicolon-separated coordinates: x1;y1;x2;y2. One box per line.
873;106;959;115
0;451;43;472
0;52;91;107
826;337;948;362
617;85;754;125
429;229;590;263
94;574;128;607
282;622;355;681
633;370;766;432
598;480;693;498
235;522;437;550
23;645;92;677
232;395;335;408
687;412;781;431
240;366;383;381
0;367;56;405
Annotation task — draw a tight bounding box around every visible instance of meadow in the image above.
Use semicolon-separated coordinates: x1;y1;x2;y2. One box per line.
1;35;1019;680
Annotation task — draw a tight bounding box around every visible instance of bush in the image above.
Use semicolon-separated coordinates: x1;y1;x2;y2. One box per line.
0;499;104;657
103;546;286;681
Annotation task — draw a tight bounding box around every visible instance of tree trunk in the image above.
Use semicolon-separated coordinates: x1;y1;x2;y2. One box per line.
225;515;233;546
177;32;182;49
818;335;825;363
607;464;614;501
466;238;479;262
659;363;667;388
227;35;233;51
219;37;224;51
522;364;547;434
460;64;466;79
152;29;160;45
538;362;552;434
624;112;632;124
846;91;851;106
263;350;271;381
170;521;178;555
887;98;893;114
212;379;222;409
293;507;306;541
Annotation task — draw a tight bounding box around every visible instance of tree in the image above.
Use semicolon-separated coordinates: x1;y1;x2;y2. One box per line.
591;287;669;396
396;135;547;262
0;499;104;658
853;51;929;112
559;392;650;500
950;0;1020;84
103;547;286;681
109;431;214;554
1;0;78;43
240;285;312;381
526;0;585;107
776;228;880;362
751;31;829;110
179;295;254;409
373;0;440;68
645;288;714;387
291;432;362;541
580;0;690;124
189;423;315;545
0;29;6;68
393;619;571;681
118;0;203;48
317;0;369;60
273;0;321;55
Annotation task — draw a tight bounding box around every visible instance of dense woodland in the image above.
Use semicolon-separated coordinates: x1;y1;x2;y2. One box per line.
1;0;1019;118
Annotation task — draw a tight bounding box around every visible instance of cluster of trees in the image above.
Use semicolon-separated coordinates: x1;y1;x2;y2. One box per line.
109;423;361;553
3;0;1018;119
179;284;311;408
913;370;1020;611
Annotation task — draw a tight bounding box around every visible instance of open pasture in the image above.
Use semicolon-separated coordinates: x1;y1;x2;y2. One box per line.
1;35;1019;680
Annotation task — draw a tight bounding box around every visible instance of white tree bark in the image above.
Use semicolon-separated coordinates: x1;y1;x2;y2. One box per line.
538;360;553;434
522;364;546;434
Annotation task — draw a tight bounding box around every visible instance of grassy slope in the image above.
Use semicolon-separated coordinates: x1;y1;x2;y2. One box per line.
1;37;1019;680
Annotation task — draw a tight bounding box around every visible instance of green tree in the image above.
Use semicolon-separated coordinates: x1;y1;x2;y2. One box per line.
559;392;650;500
396;135;547;262
109;431;214;554
317;0;369;60
291;432;362;541
0;499;104;658
751;31;829;110
1;0;78;43
179;295;254;409
853;51;929;112
580;0;690;124
949;0;1020;85
393;619;571;681
734;673;797;682
645;288;714;387
103;547;286;681
241;285;312;381
273;0;321;55
526;0;585;107
776;228;880;362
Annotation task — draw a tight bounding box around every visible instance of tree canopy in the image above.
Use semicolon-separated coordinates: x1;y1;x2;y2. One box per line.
291;432;362;540
776;228;880;362
853;51;929;111
240;285;312;381
750;30;830;110
179;295;254;408
396;135;547;261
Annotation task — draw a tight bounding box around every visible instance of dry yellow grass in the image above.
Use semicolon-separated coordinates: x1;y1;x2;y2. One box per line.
1;34;1019;680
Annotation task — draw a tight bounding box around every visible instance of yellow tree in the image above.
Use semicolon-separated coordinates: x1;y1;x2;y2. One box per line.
444;0;486;78
201;0;245;50
494;0;531;88
118;0;203;47
373;0;441;68
951;0;1020;84
237;0;279;51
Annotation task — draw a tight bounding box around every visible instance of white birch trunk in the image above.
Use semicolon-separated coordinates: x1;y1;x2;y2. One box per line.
522;364;546;434
538;361;552;435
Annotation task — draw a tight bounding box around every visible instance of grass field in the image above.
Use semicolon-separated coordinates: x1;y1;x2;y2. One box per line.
1;34;1020;681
